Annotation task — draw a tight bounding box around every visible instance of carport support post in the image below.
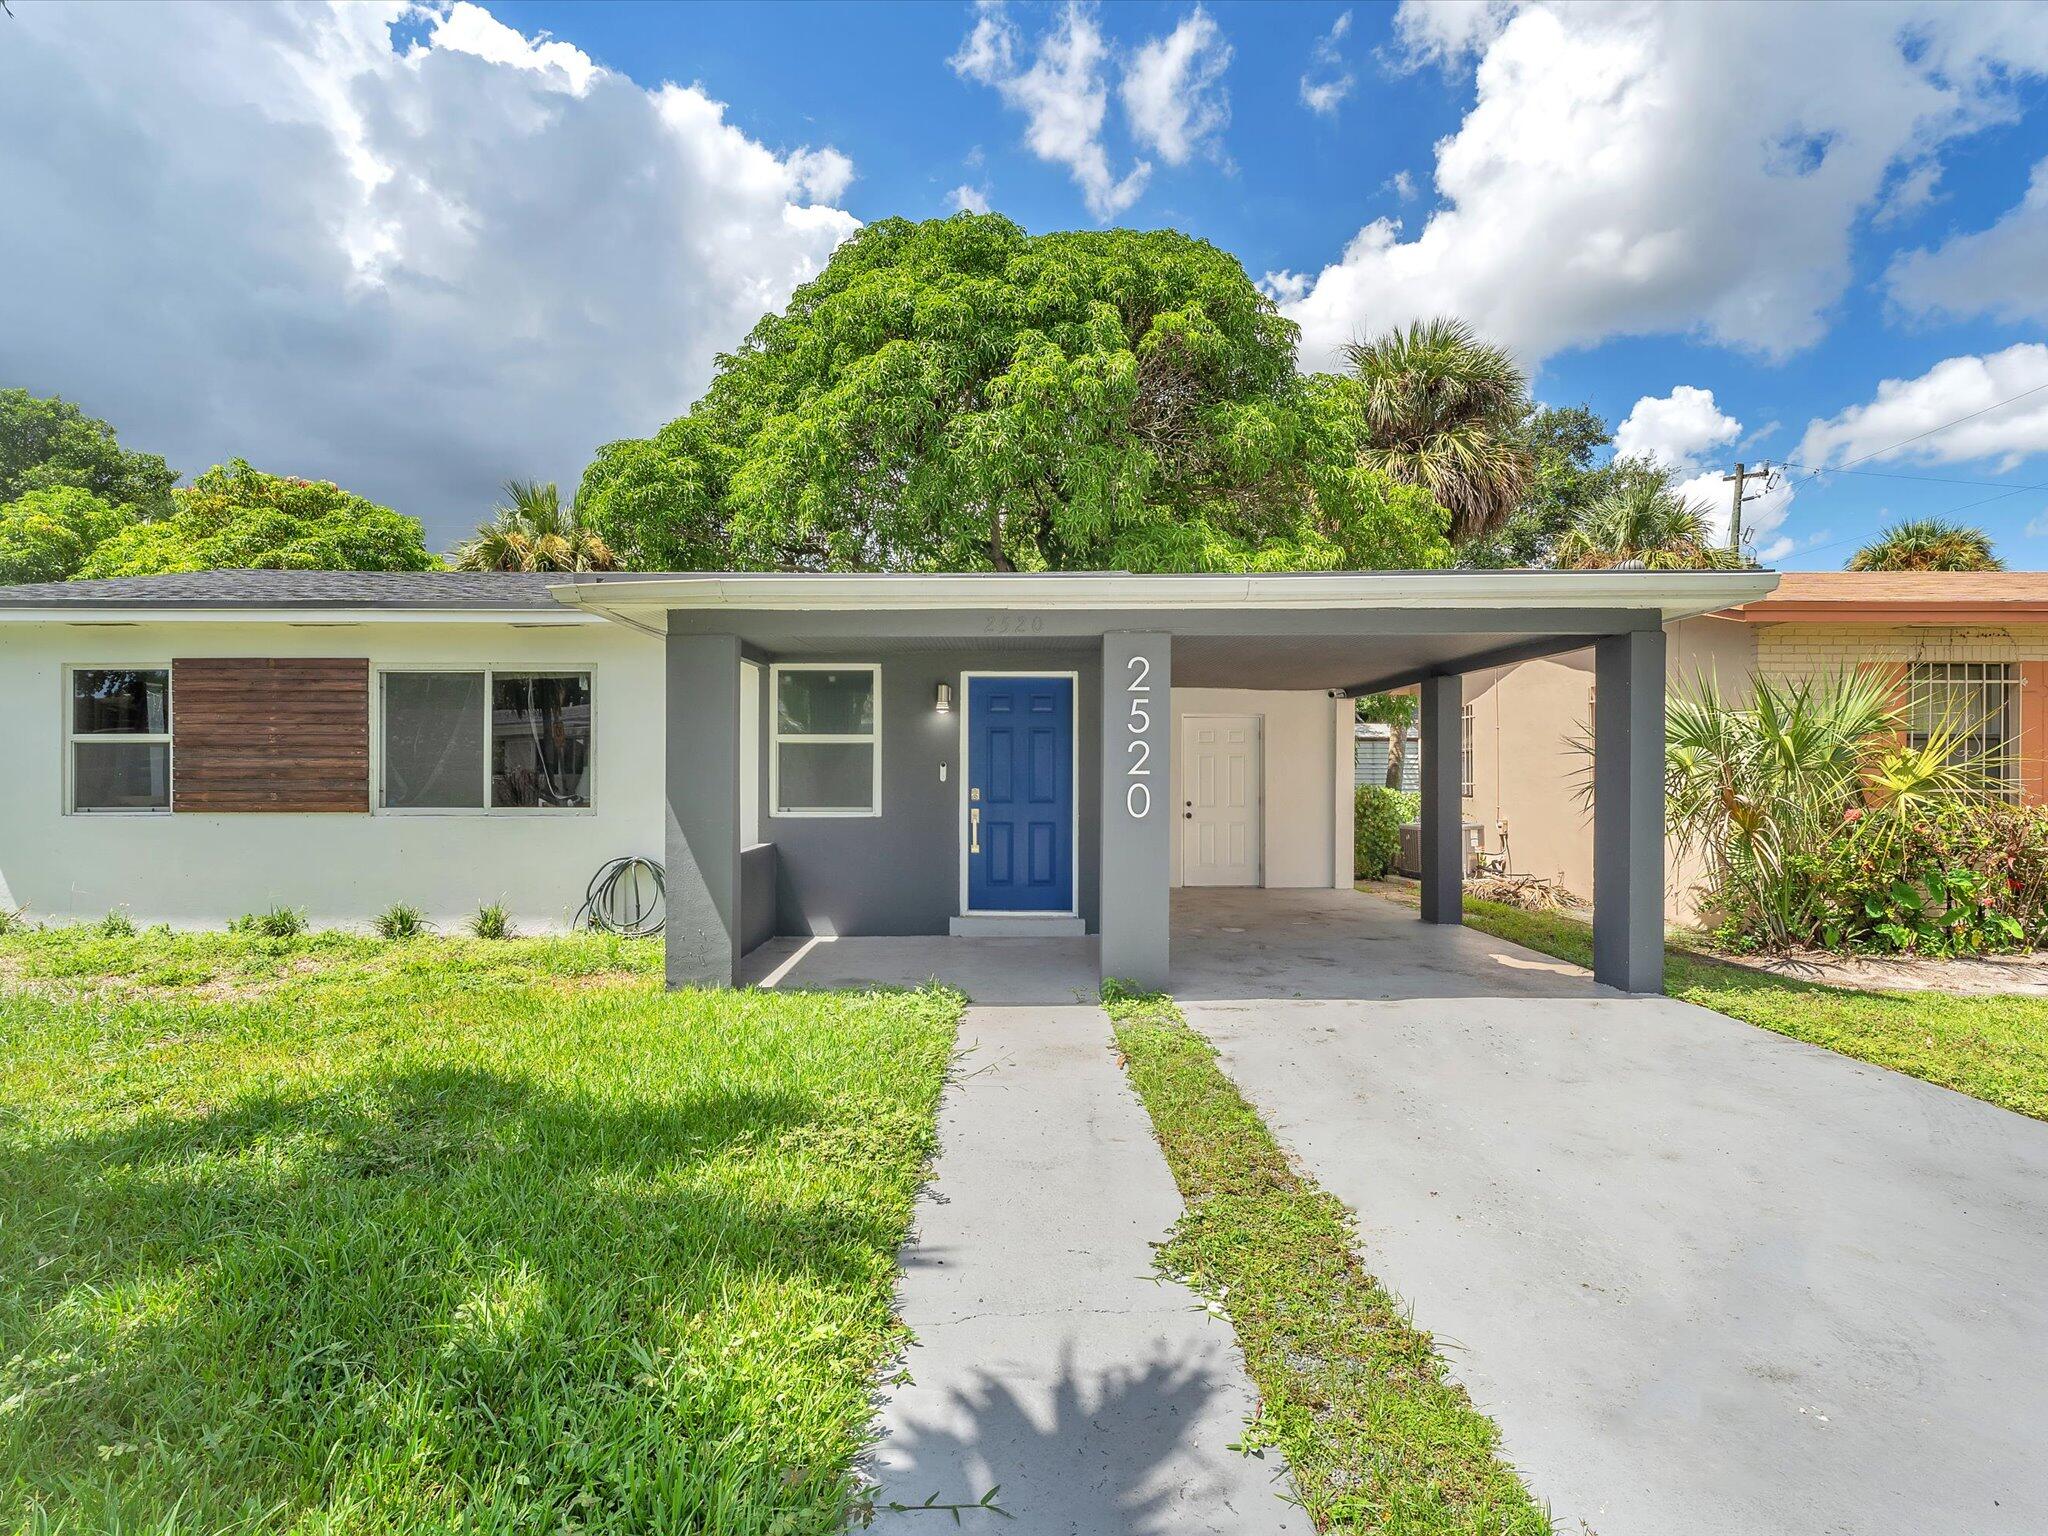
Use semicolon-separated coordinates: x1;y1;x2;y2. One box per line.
1418;673;1463;924
1593;628;1667;993
1100;632;1172;992
664;629;742;988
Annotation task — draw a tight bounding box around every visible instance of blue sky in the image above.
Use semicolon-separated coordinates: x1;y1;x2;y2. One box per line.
4;1;2048;565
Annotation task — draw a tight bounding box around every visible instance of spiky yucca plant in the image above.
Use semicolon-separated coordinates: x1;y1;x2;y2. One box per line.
1664;670;1992;948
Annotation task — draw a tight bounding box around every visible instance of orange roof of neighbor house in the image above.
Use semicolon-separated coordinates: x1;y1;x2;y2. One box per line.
1722;571;2048;625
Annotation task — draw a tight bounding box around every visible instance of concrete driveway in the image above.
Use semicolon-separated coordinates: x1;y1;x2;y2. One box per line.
1174;888;2048;1535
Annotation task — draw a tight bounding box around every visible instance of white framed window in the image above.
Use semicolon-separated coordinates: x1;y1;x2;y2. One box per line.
66;666;172;813
770;663;881;817
1908;661;2016;793
377;667;594;813
1459;703;1475;800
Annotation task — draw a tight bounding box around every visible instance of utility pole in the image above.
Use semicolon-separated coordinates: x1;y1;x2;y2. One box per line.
1722;461;1774;558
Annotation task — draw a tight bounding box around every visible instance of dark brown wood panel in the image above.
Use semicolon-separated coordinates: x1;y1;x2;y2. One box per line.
171;658;370;813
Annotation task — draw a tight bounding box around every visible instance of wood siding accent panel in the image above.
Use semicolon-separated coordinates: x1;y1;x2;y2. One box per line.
171;658;370;813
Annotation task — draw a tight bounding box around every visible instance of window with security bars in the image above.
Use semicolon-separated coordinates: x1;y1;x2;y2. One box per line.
1460;703;1475;799
1906;662;2016;792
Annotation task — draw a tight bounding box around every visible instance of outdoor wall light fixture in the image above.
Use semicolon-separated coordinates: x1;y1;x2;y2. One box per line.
935;682;953;714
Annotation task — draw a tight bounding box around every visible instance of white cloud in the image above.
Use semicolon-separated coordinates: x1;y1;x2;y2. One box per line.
951;183;993;214
1299;10;1354;116
2024;510;2048;538
1273;1;2048;372
1386;169;1418;201
1614;386;1790;548
1614;386;1740;469
1796;344;2048;472
1886;156;2048;324
951;1;1149;219
1122;5;1231;165
0;0;858;548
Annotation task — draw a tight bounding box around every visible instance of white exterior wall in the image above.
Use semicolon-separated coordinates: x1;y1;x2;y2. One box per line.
0;617;665;931
1168;687;1352;889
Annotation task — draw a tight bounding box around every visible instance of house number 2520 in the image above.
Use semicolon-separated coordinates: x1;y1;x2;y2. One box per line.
1124;653;1152;818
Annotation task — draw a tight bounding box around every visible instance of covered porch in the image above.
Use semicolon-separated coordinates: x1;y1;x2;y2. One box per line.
552;569;1776;994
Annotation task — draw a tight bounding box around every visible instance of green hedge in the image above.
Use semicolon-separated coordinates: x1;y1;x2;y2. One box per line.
1355;785;1418;880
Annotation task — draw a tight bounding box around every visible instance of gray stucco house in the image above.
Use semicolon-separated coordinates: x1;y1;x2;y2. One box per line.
0;567;1776;995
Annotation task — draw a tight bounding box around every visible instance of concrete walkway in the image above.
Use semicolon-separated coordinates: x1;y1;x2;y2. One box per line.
1173;888;2048;1536
743;934;1300;1534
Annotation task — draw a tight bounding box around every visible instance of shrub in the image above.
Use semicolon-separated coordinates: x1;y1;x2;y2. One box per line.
1670;669;2012;954
471;903;512;940
373;903;430;940
1355;785;1418;880
231;905;307;939
96;909;136;938
0;907;25;936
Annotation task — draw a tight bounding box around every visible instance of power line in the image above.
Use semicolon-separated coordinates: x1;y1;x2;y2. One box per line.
1774;460;2048;493
1764;485;2036;566
1791;378;2048;490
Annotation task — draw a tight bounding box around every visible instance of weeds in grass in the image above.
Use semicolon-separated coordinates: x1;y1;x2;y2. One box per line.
1105;983;1551;1535
95;908;136;937
230;904;308;938
374;902;431;940
471;902;513;939
0;907;26;936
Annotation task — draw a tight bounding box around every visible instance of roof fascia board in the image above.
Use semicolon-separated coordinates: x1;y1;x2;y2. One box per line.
550;571;1777;625
1726;601;2048;626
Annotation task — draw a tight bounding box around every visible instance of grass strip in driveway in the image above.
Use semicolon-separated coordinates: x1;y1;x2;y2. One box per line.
1103;985;1550;1536
0;927;960;1535
1456;898;2048;1123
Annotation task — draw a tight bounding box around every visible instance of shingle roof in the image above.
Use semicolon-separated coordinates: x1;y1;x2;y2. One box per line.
0;570;564;610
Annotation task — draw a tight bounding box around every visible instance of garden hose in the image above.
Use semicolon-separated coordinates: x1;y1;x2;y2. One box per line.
578;856;665;937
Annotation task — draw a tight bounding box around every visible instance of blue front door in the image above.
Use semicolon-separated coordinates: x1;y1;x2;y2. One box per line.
967;675;1074;913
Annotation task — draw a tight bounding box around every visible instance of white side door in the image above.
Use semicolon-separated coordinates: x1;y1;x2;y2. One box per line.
1181;714;1262;887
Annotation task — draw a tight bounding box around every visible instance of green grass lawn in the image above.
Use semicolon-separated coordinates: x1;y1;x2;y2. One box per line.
1106;987;1549;1536
1453;898;2048;1122
0;928;960;1534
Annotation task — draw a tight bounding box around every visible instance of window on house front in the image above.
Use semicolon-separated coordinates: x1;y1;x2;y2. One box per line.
1907;662;2016;792
69;668;171;812
380;669;592;811
771;664;880;815
1460;702;1475;800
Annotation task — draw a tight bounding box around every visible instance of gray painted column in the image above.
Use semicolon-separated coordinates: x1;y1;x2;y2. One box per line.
1100;632;1172;992
1593;628;1668;993
665;628;743;988
1418;673;1463;925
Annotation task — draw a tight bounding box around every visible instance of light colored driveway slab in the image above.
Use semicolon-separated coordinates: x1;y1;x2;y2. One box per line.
1172;888;2048;1536
745;934;1300;1535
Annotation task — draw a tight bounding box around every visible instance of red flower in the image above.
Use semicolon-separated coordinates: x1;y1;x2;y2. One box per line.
1843;806;1864;824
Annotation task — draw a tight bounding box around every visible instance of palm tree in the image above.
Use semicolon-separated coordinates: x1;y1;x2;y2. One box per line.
454;480;618;572
1847;518;2002;573
1343;317;1534;544
1553;476;1742;571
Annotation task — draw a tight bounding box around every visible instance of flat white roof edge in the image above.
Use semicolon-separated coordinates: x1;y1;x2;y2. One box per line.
549;570;1780;623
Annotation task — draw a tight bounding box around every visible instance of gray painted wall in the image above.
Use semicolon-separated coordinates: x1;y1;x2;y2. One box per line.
756;646;1103;938
740;842;778;955
665;631;741;986
1098;632;1172;991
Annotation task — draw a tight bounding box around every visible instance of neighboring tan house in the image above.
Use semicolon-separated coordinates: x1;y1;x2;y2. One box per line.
1463;572;2048;917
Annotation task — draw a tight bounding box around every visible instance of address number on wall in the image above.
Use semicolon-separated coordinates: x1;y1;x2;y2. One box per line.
1124;653;1152;818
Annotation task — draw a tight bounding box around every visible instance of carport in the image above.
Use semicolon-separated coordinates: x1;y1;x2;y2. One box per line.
550;569;1777;993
